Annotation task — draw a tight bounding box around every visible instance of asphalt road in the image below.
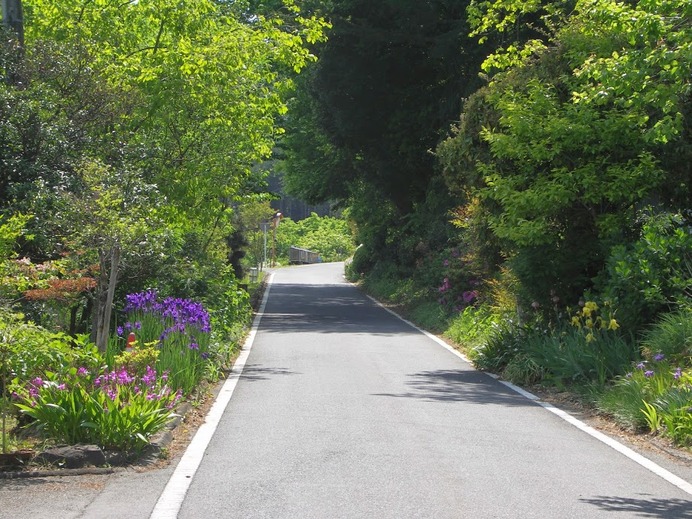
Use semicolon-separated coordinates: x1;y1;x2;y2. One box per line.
175;262;692;518
2;262;691;518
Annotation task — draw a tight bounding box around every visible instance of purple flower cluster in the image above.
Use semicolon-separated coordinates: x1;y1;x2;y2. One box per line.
629;356;686;383
92;366;179;405
17;365;184;429
124;289;159;313
124;290;211;335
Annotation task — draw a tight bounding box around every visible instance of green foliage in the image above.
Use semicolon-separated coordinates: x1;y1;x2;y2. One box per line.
13;366;180;452
597;210;692;331
440;0;691;319
473;319;525;373
473;301;635;388
282;0;489;286
0;213;31;260
238;200;276;269
640;308;692;363
275;212;355;262
0;213;34;303
597;380;650;432
210;284;252;343
522;324;634;389
600;356;692;446
24;0;328;226
0;309;102;385
445;304;497;353
502;353;545;387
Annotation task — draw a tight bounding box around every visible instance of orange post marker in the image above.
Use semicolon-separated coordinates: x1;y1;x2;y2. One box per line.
125;332;136;352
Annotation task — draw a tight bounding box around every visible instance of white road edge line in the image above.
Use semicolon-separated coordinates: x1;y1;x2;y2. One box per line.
365;293;692;496
149;273;275;519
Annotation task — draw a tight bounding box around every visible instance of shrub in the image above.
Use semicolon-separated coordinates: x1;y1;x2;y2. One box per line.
472;301;636;388
210;283;252;342
0;308;102;385
520;302;635;388
445;304;497;353
473;319;526;373
408;301;450;333
523;324;634;388
421;246;482;314
503;353;545;386
640;308;692;363
597;210;692;331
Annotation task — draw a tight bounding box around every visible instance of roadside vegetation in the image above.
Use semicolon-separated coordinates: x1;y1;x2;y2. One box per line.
1;0;689;468
286;0;691;450
0;0;330;467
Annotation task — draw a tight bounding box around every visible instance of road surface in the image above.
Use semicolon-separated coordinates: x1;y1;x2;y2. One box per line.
1;262;691;518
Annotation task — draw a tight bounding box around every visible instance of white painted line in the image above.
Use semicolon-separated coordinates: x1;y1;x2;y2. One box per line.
365;292;692;496
537;398;692;495
150;274;274;519
364;294;473;364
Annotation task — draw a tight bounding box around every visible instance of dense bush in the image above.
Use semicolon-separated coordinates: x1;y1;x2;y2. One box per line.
596;210;692;331
640;308;692;363
0;309;102;385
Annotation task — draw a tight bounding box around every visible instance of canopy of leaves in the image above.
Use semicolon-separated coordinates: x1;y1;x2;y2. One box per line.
439;0;691;307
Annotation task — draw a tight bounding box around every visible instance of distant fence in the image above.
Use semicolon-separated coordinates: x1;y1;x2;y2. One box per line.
289;246;320;265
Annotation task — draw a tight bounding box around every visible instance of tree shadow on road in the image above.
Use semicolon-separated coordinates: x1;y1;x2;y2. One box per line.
579;495;692;518
259;284;419;336
372;369;537;407
239;364;301;382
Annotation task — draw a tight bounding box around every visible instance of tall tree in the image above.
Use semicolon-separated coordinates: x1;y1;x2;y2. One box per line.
0;0;326;338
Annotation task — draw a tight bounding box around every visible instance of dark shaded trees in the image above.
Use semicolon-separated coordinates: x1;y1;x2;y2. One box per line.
282;0;490;271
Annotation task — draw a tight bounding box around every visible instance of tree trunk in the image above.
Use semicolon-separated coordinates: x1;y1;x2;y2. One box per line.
93;244;121;352
1;0;24;47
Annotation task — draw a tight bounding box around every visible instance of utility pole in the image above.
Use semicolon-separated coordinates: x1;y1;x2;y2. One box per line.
1;0;24;47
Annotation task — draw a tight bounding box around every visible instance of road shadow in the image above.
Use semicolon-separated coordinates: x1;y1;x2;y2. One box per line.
239;364;301;382
260;284;418;336
580;495;692;518
373;369;537;407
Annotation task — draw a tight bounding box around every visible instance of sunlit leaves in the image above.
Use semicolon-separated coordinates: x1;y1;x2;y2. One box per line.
23;0;327;224
456;0;690;249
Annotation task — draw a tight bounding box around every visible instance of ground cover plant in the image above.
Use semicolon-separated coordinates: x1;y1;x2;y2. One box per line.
2;286;253;460
13;365;181;453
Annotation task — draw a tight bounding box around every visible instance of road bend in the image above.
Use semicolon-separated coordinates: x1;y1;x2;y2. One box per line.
159;262;690;518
